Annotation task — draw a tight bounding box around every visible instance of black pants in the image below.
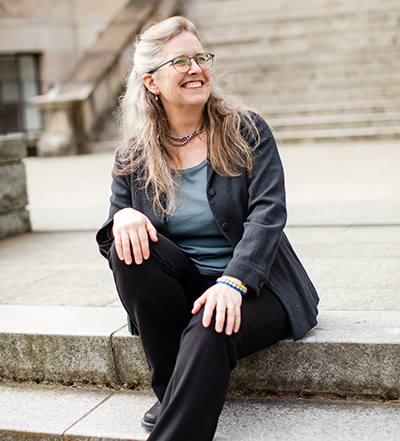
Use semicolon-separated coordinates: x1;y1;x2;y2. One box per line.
108;234;291;441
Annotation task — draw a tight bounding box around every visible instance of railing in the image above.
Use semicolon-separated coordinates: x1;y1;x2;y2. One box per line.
33;0;181;156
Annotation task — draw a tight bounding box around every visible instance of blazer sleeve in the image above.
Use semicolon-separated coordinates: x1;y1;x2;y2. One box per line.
96;169;133;258
223;116;287;295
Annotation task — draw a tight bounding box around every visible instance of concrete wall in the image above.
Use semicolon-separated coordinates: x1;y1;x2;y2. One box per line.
0;134;31;239
0;0;130;92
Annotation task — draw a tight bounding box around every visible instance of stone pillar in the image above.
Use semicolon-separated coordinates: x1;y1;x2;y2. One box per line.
0;134;31;239
33;97;84;157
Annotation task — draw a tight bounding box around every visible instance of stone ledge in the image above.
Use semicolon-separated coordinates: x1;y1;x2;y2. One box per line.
0;134;27;164
0;306;399;397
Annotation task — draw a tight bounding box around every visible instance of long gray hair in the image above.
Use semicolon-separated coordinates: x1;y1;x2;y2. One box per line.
117;16;259;214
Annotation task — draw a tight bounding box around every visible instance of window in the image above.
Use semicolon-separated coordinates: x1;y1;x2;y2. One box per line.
0;54;43;134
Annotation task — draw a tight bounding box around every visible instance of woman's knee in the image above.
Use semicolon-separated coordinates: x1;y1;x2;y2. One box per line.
181;311;238;370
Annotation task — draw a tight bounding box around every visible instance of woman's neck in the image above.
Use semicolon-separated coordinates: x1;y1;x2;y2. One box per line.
166;108;205;138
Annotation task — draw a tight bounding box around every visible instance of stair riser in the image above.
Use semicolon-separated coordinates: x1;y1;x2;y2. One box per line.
1;312;400;397
199;17;399;46
189;0;400;23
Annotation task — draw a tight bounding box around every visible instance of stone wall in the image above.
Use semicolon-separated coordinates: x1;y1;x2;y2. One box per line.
0;0;130;92
0;134;31;239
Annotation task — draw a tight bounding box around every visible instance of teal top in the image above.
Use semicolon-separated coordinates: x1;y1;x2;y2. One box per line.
166;160;234;276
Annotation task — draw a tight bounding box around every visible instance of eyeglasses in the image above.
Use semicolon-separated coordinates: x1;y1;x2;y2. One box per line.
150;53;215;74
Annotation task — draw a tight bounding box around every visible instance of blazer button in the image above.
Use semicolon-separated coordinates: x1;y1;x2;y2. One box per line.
222;223;229;231
208;188;216;196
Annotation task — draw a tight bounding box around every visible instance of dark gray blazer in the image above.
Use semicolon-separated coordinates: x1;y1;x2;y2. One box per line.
96;115;319;341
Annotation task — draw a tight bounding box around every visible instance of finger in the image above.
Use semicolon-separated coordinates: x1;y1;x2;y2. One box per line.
137;226;150;260
128;231;143;265
224;307;236;336
214;304;227;334
147;220;158;243
233;307;241;333
121;232;133;265
202;299;216;329
113;231;125;262
192;296;205;315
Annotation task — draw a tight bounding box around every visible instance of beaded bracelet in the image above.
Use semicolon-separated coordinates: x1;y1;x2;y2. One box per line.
216;276;247;295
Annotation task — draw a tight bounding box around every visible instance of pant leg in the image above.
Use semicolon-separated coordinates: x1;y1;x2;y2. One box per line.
108;234;207;401
147;309;237;441
147;285;291;441
109;233;291;441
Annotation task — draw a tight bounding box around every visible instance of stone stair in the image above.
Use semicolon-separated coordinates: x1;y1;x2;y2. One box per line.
182;0;400;141
2;382;400;441
1;304;400;440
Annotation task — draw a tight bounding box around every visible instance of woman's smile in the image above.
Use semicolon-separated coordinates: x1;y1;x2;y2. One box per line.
181;80;204;89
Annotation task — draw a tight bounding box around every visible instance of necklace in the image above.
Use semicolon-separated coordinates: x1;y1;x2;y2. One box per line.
167;123;204;146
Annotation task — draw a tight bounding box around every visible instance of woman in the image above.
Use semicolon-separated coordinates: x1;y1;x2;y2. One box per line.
96;16;319;441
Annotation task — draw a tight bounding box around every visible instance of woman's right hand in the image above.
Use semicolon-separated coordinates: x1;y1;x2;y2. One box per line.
112;207;158;265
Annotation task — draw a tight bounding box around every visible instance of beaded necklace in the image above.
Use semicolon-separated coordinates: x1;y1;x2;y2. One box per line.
167;123;204;146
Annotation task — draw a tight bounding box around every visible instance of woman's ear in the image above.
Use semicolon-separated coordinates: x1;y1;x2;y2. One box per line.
142;73;159;96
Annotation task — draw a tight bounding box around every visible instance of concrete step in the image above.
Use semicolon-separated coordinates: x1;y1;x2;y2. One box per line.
1;305;400;397
187;0;400;24
257;99;400;117
243;84;400;105
198;16;398;47
184;0;400;141
268;112;400;131
224;73;400;92
273;125;400;142
212;45;400;67
1;382;400;441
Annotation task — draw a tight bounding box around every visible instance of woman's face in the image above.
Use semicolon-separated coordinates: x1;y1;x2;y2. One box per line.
148;31;212;116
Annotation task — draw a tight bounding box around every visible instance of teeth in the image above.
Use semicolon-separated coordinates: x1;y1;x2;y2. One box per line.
183;81;202;88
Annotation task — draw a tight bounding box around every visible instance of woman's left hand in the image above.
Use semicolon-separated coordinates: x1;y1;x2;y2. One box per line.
192;278;243;335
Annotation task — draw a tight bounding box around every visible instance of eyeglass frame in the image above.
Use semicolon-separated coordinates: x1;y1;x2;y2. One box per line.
149;53;215;74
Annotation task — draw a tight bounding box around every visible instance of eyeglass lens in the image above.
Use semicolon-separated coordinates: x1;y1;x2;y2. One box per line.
173;53;213;72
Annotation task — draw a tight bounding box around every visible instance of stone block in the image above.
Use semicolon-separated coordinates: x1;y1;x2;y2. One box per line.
230;311;400;397
111;326;151;388
0;333;119;386
0;135;30;238
0;305;127;386
0;134;27;164
0;210;31;240
0;163;29;212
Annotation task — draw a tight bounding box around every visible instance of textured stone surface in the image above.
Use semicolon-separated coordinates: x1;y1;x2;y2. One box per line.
0;382;113;441
0;134;27;164
230;311;400;396
2;305;398;396
0;232;117;307
0;135;30;238
0;306;127;385
2;383;400;441
111;326;151;388
0;163;29;212
0;210;31;240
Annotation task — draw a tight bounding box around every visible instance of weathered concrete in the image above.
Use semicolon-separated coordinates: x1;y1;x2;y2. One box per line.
0;134;31;239
1;382;400;441
0;306;127;386
2;226;400;312
1;305;399;397
0;382;115;441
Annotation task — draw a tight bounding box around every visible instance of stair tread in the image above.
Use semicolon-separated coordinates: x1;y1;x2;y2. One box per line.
1;382;400;441
181;0;400;140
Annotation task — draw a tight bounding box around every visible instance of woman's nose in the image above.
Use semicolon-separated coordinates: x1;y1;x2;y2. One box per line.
187;58;202;74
